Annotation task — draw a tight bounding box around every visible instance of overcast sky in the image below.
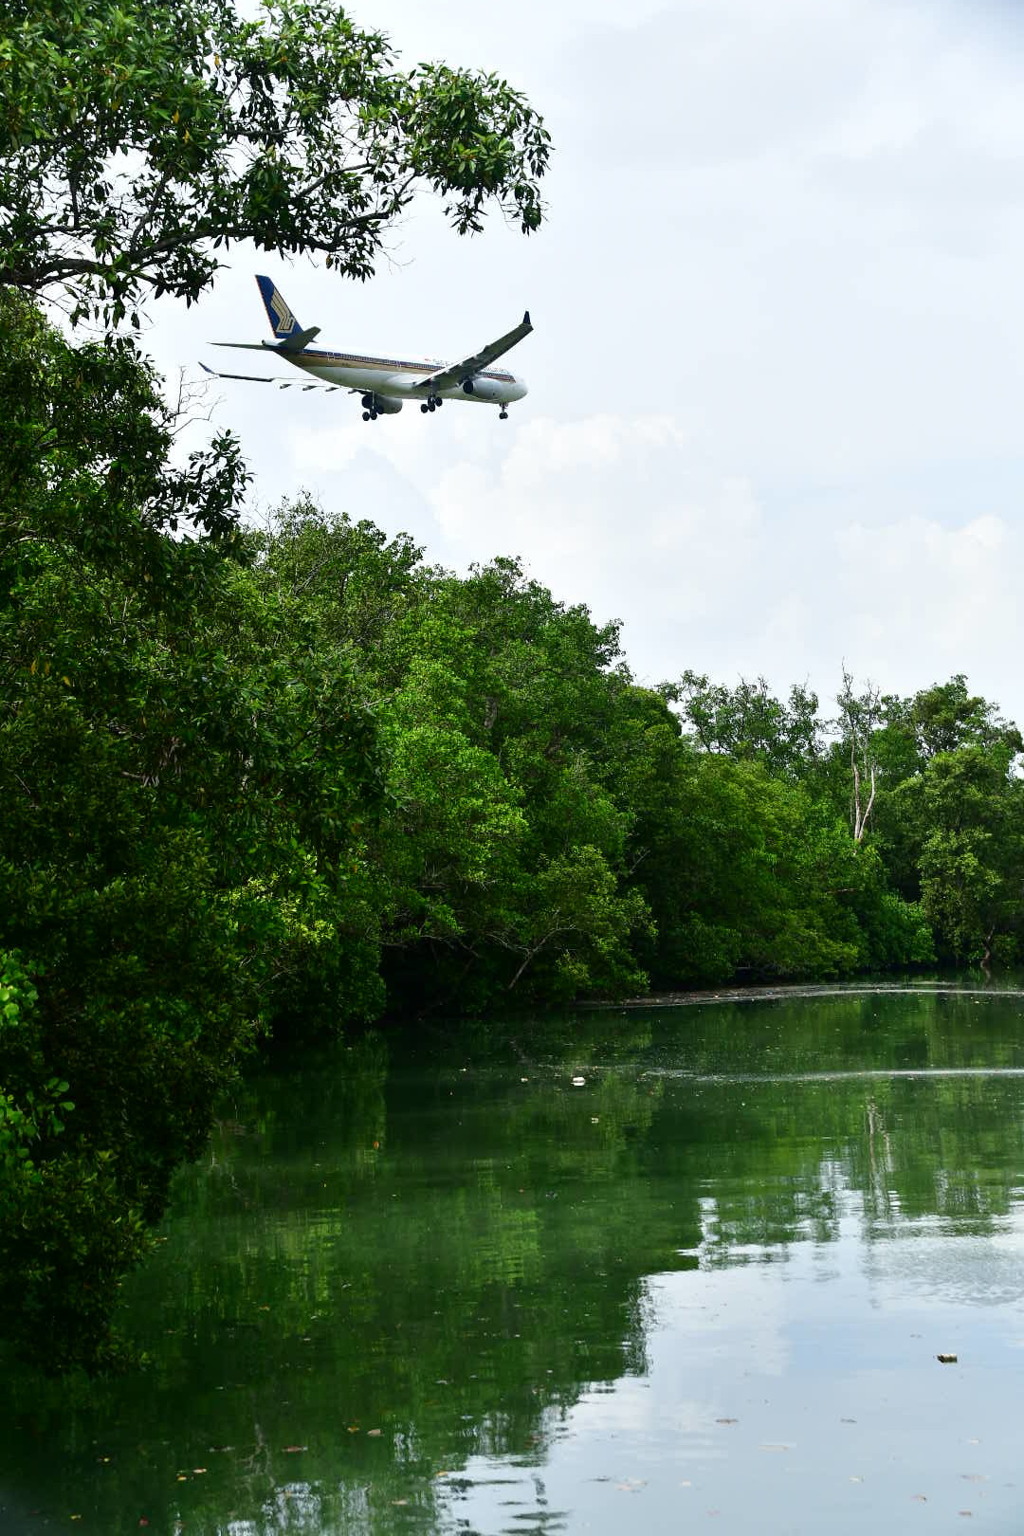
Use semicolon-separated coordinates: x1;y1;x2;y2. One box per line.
148;0;1024;722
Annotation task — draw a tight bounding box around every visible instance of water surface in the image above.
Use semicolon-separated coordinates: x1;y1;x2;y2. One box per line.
4;986;1024;1533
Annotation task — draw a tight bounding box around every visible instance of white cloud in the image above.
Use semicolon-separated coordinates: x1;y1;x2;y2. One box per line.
423;414;764;677
833;513;1020;695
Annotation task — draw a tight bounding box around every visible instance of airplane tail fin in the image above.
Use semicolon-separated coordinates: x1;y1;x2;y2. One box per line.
255;275;320;351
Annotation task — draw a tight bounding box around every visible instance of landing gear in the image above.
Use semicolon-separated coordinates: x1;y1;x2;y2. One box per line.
499;408;509;420
421;394;443;414
362;408;378;421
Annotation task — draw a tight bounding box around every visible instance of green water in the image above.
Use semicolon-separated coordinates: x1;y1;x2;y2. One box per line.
4;986;1024;1534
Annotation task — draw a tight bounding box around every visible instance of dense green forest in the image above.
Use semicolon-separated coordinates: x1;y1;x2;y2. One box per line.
3;0;1024;1375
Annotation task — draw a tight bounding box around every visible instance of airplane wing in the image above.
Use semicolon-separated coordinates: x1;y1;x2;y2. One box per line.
199;361;337;392
200;360;276;384
415;311;533;392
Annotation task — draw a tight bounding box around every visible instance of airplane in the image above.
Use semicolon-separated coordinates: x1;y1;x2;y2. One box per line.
200;275;533;422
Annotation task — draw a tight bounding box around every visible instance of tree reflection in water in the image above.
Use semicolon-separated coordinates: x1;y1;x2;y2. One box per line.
3;987;1024;1534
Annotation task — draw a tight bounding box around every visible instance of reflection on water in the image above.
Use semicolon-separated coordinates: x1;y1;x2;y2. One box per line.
3;988;1024;1533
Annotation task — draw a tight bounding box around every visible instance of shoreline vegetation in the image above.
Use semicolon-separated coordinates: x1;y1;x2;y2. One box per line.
598;979;1024;1009
3;0;1023;1377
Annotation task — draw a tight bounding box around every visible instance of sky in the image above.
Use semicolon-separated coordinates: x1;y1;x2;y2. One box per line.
147;0;1024;721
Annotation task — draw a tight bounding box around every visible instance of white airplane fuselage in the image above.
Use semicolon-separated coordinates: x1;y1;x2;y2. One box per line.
287;347;528;407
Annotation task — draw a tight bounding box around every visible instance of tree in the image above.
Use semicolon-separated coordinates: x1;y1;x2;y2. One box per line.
836;669;882;843
672;671;824;781
652;671;935;980
388;558;650;1005
252;491;426;690
0;296;385;1369
915;747;1024;966
868;678;1024;922
0;0;551;323
254;518;652;1010
907;676;1022;761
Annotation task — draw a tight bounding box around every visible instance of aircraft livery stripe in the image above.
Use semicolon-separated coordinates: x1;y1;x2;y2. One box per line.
301;351;513;382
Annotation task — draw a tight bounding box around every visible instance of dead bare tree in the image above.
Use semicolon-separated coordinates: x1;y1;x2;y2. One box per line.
837;667;881;844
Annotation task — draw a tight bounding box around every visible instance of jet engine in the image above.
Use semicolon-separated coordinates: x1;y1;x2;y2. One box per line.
360;392;403;419
462;375;509;403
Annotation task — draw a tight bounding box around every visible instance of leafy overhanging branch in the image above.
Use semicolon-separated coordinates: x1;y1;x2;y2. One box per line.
0;0;551;324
